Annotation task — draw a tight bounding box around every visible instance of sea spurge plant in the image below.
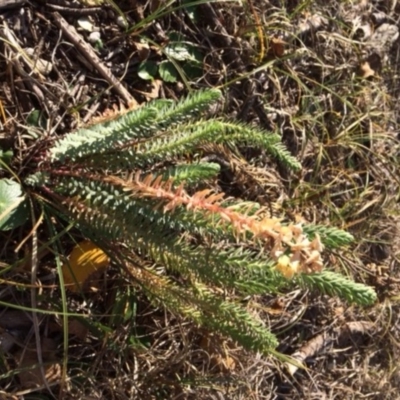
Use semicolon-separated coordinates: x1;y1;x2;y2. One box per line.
108;172;325;278
24;89;376;355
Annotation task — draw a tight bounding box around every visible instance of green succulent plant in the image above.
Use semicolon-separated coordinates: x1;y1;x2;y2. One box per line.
16;89;376;355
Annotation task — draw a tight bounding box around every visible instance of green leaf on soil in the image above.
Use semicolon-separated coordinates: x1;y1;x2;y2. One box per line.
0;149;13;170
159;60;178;83
165;32;199;62
0;179;29;231
26;110;48;139
182;61;203;80
27;109;47;129
138;60;158;81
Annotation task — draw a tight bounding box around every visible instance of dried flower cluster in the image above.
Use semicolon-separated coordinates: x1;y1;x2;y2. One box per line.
109;173;324;279
254;217;324;279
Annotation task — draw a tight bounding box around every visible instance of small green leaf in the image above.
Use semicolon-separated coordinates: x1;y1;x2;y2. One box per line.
164;32;199;62
182;0;200;22
188;46;203;64
27;109;47;129
159;60;178;83
183;62;203;80
138;60;158;81
165;43;192;61
0;149;13;170
167;31;185;43
110;286;137;326
0;179;29;231
94;39;104;51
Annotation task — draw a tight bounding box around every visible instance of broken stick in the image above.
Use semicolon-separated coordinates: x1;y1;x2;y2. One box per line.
52;11;138;107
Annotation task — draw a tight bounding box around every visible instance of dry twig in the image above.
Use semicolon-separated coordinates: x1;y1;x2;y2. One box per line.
52;12;137;107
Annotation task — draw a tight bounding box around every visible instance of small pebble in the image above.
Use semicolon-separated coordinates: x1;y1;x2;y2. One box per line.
24;48;53;75
116;15;129;29
89;31;101;44
78;17;94;32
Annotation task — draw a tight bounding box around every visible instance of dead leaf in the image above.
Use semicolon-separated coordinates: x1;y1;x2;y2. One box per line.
358;61;375;78
269;297;285;314
68;319;89;340
80;0;104;5
334;306;345;317
47;317;88;340
298;13;328;34
62;240;110;293
200;333;236;372
134;79;163;102
370;23;399;50
268;37;286;58
16;338;61;389
134;41;151;62
0;310;32;330
0;328;18;353
286;330;332;375
146;79;162;100
343;321;373;335
212;353;236;372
